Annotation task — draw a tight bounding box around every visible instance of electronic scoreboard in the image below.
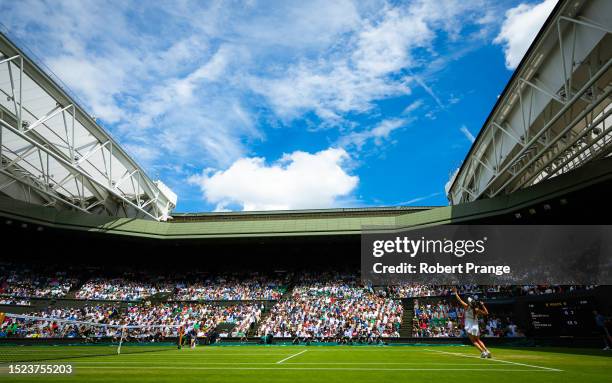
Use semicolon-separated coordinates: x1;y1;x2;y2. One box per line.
528;297;596;336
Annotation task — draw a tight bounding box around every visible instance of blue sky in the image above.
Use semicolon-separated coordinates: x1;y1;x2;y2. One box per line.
0;0;557;212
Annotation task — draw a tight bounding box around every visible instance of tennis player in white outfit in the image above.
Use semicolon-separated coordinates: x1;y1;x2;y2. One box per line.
453;287;491;358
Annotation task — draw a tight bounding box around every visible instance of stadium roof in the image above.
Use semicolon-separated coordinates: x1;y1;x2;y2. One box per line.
1;0;609;229
172;206;435;222
448;0;611;204
1;155;610;239
0;31;177;221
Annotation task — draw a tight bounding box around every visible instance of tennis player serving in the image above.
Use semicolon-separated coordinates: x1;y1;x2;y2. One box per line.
453;287;491;358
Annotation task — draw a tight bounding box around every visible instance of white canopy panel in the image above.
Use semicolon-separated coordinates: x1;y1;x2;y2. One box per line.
0;32;176;220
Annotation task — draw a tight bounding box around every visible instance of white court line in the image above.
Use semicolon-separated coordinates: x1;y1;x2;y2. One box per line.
425;349;563;372
303;349;431;352
65;366;560;372
276;349;308;364
116;353;291;356
256;362;492;365
0;353;291;357
64;362;507;366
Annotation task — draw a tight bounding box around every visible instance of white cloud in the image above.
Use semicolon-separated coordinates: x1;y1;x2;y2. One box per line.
412;75;444;108
352;6;432;76
2;0;499;141
402;100;423;115
0;0;504;210
123;97;260;169
336;101;423;153
494;0;557;69
0;0;253;169
123;144;160;167
397;192;441;205
47;54;128;123
339;118;407;150
248;61;411;122
128;45;234;130
189;148;358;211
232;0;361;50
248;0;496;123
460;125;476;143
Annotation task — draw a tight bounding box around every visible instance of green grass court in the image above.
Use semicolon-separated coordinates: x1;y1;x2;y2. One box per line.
1;345;611;382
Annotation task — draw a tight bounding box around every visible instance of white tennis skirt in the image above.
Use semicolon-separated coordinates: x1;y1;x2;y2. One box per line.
465;323;480;336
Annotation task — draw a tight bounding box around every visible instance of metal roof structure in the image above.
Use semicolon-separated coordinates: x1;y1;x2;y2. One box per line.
0;31;177;221
171;206;436;222
1;155;611;239
1;0;609;226
448;0;612;204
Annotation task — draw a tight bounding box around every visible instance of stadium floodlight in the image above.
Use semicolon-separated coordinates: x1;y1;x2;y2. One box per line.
0;31;177;221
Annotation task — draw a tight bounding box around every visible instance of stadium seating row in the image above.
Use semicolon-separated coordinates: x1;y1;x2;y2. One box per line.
1;264;596;302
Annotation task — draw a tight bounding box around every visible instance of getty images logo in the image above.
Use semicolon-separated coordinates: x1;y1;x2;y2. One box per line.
372;236;488;258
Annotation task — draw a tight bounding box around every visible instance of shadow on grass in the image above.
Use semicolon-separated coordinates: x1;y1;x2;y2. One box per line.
497;346;612;358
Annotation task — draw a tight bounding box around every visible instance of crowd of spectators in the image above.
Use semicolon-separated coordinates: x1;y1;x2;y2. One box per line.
0;304;122;339
0;266;599;342
0;297;30;306
258;274;402;340
0;280;594;341
0;264;77;299
0;303;262;340
258;295;402;340
75;278;171;301
412;298;464;337
482;315;524;337
388;284;597;298
291;272;370;299
412;298;524;338
0;263;598;303
172;273;286;301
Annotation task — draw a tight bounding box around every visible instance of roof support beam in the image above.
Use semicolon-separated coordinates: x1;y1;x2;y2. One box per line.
24;104;73;133
517;103;612;189
490;77;611;198
0;168;88;213
0;54;22;132
0;119;160;220
76;140;110;165
448;0;612;205
0;32;176;220
477;56;611;200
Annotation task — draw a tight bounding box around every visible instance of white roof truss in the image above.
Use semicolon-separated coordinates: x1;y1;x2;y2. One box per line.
0;32;176;220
